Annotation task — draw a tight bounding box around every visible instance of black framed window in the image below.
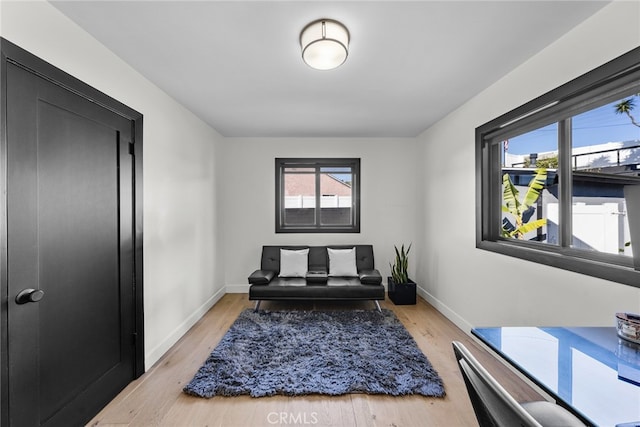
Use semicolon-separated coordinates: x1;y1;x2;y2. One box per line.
477;47;640;287
276;158;360;233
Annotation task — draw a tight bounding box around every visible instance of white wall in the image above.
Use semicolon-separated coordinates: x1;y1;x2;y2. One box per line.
1;0;226;368
221;137;418;290
416;1;640;332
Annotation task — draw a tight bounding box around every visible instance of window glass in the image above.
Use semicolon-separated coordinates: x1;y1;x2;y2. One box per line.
284;167;315;173
571;95;640;257
320;169;353;226
283;171;315;226
276;158;360;233
501;123;558;244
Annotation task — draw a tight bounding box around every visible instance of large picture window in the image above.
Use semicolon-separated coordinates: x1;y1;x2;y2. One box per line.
477;47;640;287
276;158;360;233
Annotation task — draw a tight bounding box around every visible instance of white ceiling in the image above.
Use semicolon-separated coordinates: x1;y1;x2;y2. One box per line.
50;1;609;138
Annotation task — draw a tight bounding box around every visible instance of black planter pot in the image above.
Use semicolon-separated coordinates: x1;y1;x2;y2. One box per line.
387;277;416;305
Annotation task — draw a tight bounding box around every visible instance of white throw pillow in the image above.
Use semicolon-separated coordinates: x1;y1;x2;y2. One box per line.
278;249;309;278
328;247;358;277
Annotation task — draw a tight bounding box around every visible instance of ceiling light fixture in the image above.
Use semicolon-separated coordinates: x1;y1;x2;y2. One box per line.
300;19;349;71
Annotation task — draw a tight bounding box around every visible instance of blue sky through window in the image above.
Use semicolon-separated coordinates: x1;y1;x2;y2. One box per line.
505;97;640;156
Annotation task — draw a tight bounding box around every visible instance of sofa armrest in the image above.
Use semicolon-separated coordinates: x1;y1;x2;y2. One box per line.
248;270;275;285
359;269;382;285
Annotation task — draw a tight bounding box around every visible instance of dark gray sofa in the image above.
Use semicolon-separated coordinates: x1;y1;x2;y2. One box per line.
248;245;384;311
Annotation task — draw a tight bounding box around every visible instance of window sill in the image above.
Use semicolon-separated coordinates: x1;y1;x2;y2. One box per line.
477;240;640;288
276;226;360;234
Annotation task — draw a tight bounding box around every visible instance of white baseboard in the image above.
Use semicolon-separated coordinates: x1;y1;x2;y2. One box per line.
416;285;474;335
144;286;225;369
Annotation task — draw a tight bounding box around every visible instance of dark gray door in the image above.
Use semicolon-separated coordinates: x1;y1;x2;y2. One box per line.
5;58;137;426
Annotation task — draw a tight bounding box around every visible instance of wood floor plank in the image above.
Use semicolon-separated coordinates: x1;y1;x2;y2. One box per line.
87;294;543;427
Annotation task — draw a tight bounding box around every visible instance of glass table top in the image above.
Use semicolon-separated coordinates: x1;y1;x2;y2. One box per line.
472;327;640;427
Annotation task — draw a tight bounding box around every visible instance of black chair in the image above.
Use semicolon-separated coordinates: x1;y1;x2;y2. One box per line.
452;341;585;427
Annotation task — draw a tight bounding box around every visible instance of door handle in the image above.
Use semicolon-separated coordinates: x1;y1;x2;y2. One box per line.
15;288;45;305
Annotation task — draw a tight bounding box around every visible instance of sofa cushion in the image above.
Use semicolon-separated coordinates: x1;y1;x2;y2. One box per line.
250;278;385;300
328;247;358;277
260;245;376;272
279;248;309;278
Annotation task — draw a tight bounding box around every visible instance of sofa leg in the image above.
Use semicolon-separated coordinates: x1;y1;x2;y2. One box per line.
374;300;382;313
254;300;262;312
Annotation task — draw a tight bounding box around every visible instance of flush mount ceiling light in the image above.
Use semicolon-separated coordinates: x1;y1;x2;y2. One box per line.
300;19;349;71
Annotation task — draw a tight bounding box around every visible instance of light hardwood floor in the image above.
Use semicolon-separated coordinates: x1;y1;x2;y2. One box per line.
87;294;542;427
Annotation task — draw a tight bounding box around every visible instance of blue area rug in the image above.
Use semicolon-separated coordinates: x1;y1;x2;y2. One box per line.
183;309;446;398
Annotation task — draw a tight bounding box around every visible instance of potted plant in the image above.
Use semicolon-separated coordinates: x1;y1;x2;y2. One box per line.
388;243;416;305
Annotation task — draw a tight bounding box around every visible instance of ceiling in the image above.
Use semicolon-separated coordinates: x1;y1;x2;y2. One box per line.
50;1;609;138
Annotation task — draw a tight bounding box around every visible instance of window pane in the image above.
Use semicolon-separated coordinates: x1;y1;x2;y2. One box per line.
501;123;558;244
571;95;640;257
320;170;353;226
276;158;360;233
283;172;315;225
320;166;352;173
284;167;315;173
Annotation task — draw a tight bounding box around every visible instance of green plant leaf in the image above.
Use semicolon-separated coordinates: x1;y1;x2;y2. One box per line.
510;218;546;237
502;173;520;216
521;168;547;211
391;243;411;283
615;98;635;114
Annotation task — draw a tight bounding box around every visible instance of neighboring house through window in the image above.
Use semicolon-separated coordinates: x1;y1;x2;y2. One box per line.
276;158;360;233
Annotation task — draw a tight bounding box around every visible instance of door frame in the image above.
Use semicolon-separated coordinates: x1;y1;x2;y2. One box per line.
0;38;145;425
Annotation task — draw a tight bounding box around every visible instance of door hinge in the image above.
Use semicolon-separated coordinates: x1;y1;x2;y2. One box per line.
128;142;135;156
